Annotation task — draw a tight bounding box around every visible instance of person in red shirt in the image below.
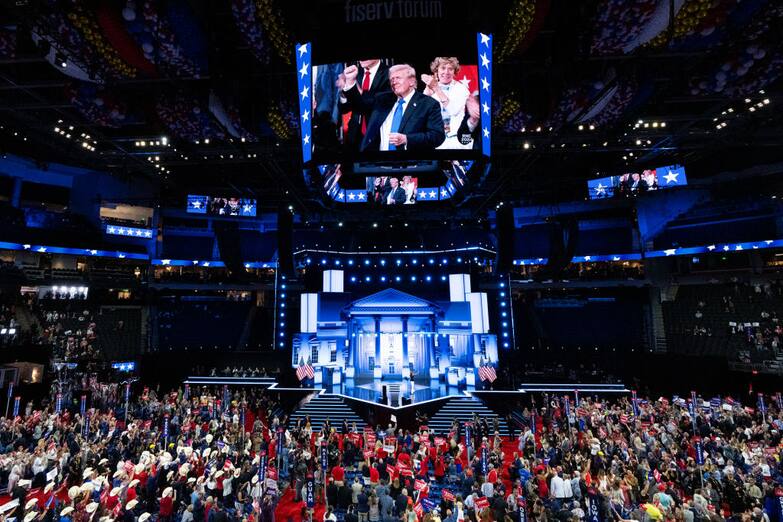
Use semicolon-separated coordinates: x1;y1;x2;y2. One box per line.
433;456;445;482
369;462;379;484
159;487;175;522
332;463;345;486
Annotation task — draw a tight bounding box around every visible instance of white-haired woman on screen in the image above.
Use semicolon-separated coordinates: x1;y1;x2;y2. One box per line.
421;57;471;149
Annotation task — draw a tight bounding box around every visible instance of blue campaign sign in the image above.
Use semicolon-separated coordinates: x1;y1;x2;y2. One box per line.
695;439;704;465
421;498;437;512
306;474;315;508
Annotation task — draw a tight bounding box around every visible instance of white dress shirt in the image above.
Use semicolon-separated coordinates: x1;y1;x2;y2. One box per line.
380;89;415;151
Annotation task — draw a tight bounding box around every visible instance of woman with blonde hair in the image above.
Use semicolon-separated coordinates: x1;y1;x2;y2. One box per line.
421;57;471;149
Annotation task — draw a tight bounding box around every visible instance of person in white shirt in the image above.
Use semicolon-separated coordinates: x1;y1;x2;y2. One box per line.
422;56;471;149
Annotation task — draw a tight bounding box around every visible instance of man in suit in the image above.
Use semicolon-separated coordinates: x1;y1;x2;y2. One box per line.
456;91;482;149
343;63;445;152
339;59;390;151
384;177;406;205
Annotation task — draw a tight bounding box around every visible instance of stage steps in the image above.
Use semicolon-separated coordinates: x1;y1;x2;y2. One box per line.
427;395;511;437
288;393;366;433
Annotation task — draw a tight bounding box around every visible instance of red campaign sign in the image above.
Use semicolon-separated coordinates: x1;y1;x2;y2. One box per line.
386;464;396;476
517;497;527;508
414;479;427;491
442;490;455;502
363;450;374;459
143;420;152;430
366;433;377;444
475;497;490;510
384;436;396;446
400;468;414;477
413;503;423;517
434;437;444;446
266;467;278;480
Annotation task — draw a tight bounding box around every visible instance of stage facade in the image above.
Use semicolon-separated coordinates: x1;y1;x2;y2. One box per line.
293;271;498;394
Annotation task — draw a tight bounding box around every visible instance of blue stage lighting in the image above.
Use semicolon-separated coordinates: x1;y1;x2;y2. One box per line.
279;342;284;347
457;257;462;263
501;312;507;317
411;258;418;264
411;276;417;281
365;276;371;282
351;276;357;282
500;302;506;307
442;258;448;264
321;259;327;265
396;259;402;265
281;303;286;308
348;259;354;265
281;284;286;289
280;322;285;327
281;293;286;298
364;259;371;266
380;259;386;266
500;292;505;297
395;276;401;282
425;275;432;282
429;259;435;264
380;276;387;282
306;258;312;264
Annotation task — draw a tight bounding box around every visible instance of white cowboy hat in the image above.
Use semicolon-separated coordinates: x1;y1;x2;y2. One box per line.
25;498;38;510
162;487;173;497
128;479;140;488
60;507;75;516
85;502;99;514
125;500;138;510
68;486;80;499
24;512;37;522
138;514;151;522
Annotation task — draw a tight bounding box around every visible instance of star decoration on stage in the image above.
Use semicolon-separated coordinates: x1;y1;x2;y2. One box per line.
348;192;355;200
479;33;490;46
481;77;490;91
299;62;309;78
707;245;716;251
191;200;201;208
243;204;254;214
663;170;679;184
300;86;309;100
303;134;310;144
483;127;490;138
301;110;309;122
594;183;606;196
480;52;490;68
664;249;676;256
161;259;171;265
482;102;490;114
297;44;308;57
458;76;471;90
583;256;592;261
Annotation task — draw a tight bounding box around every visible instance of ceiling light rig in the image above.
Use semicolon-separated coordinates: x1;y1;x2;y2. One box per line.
52;121;97;152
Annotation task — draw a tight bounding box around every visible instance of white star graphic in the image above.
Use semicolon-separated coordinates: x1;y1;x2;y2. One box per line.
297;44;308;57
479;33;490;46
136;229;143;236
663;170;679;184
117;228;125;235
301;110;309;122
108;226;116;233
192;260;199;265
348;193;355;200
766;240;774;244
429;190;437;199
480;52;490;68
38;247;47;253
612;256;621;261
441;189;448;197
482;127;490;138
735;245;743;251
90;250;98;255
481;77;490;91
144;231;152;238
192;200;201;208
594;183;606;195
243;204;253;214
300;85;309;100
482;102;490;114
664;249;676;256
22;244;30;249
358;192;366;200
299;62;309;78
118;254;126;259
723;245;730;251
203;261;210;267
303;134;310;144
337;192;344;199
418;191;426;199
707;245;716;251
161;259;170;265
584;256;592;261
458;76;471;89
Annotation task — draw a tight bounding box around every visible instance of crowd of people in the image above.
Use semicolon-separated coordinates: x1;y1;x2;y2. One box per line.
0;377;782;522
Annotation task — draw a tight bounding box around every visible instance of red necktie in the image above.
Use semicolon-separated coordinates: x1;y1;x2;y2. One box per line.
361;69;371;134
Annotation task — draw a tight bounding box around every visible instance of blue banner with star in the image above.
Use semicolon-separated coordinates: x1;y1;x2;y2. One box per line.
295;42;312;163
477;32;492;157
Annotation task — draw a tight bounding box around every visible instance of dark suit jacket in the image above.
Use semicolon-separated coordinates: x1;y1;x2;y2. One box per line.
344;87;445;152
457;113;482;150
338;64;391;151
385;186;406;205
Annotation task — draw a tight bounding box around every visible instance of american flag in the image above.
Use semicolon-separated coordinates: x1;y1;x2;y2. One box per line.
296;359;314;381
619;414;629;424
478;363;497;382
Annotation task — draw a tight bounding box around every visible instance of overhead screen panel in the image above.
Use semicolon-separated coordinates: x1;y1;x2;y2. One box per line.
587;165;687;200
